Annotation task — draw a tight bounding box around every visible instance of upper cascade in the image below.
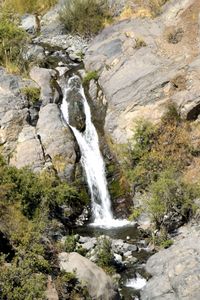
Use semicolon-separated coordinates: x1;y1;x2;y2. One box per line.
61;75;129;228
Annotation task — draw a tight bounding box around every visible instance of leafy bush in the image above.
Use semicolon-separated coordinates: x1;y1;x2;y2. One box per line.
95;236;114;273
147;168;198;228
55;272;91;300
83;70;99;85
123;103;192;190
59;0;112;36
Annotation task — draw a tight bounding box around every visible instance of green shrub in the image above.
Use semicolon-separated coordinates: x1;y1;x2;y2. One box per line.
0;260;46;300
147;168;198;228
161;101;181;123
134;37;147;49
64;235;77;252
128;207;142;221
21;87;41;104
59;0;112;36
55;272;91;300
96;237;114;268
83;70;99;85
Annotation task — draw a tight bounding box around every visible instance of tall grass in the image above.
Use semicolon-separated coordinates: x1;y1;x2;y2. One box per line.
2;0;57;15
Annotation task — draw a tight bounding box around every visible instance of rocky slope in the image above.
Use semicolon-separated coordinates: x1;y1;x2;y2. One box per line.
85;0;200;143
1;0;200;299
141;223;200;300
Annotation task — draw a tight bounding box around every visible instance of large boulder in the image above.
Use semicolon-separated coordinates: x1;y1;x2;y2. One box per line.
0;68;37;158
58;252;120;300
10;125;44;172
84;0;200;143
141;226;200;300
30;66;59;106
36;103;76;180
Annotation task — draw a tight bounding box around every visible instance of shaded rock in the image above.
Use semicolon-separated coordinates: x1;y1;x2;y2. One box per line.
10;125;44;172
58;252;120;300
36;103;76;180
30;66;57;106
66;76;86;131
141;226;200;300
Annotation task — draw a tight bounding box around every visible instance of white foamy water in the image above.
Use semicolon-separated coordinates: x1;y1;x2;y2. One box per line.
125;273;147;290
61;76;130;228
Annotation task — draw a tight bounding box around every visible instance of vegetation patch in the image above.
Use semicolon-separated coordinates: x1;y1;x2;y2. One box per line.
0;154;89;298
59;0;112;36
3;0;57;15
0;14;27;74
83;70;99;86
21;86;41;104
134;37;147;49
119;102;199;231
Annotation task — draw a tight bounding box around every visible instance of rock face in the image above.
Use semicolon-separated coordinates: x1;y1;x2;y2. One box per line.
66;76;86;132
30;66;59;106
37;104;76;180
10;125;44;172
141;226;200;300
0;67;76;180
58;252;120;300
84;0;200;143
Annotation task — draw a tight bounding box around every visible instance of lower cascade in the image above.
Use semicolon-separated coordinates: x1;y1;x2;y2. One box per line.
61;76;129;228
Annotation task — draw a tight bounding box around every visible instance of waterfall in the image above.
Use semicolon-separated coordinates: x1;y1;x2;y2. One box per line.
61;76;129;228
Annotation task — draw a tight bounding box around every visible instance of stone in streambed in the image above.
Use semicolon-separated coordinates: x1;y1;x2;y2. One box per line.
58;252;120;300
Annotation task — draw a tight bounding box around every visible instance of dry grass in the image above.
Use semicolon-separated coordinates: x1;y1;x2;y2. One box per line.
118;0;169;20
3;0;57;15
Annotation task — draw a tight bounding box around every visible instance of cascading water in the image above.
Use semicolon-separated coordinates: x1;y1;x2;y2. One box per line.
61;75;129;228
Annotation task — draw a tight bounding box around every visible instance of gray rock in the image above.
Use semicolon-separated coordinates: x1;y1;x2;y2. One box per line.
112;239;137;254
24;44;45;62
84;0;200;143
20;14;36;34
0;109;28;157
114;253;123;263
58;252;120;300
66;76;86;131
0;67;40;160
141;226;200;300
10;125;44;172
36;103;76;180
30;67;57;106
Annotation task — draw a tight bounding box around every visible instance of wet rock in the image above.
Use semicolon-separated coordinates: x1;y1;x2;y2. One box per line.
59;252;120;300
67;76;86;132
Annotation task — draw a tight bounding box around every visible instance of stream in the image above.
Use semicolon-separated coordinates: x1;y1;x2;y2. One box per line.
61;75;152;299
